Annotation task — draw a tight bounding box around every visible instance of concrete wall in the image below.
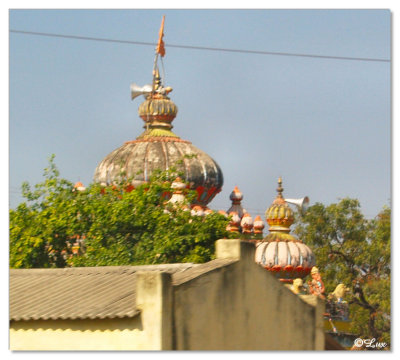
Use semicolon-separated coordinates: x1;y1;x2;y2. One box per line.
10;240;324;351
172;239;325;350
10;271;172;351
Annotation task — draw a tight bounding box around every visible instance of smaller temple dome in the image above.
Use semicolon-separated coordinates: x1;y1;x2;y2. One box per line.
167;177;187;205
227;211;241;233
73;181;86;192
253;215;265;235
255;177;315;282
240;213;253;234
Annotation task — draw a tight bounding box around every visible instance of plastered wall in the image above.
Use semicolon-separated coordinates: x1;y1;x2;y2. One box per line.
10;317;147;351
172;240;325;350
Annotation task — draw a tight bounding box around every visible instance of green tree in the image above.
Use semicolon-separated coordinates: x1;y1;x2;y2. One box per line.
10;155;80;268
294;198;391;348
10;156;232;268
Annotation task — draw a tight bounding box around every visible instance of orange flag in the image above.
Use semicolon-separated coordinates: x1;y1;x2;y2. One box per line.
156;15;166;57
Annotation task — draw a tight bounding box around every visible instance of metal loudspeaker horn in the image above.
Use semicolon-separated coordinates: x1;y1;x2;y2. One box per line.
285;196;310;213
130;83;153;100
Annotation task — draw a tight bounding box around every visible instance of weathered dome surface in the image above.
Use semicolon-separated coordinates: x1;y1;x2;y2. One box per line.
255;241;315;280
93;74;223;206
255;177;315;281
94;139;223;205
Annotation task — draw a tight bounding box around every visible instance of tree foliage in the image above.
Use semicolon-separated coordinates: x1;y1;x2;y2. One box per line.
10;155;231;268
10;157;391;348
294;198;391;347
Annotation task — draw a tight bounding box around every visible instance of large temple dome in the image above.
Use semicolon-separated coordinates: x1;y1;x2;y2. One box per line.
93;74;223;207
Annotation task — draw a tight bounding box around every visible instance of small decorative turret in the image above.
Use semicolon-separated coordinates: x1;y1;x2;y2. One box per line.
253;215;265;238
73;181;86;192
227;186;246;219
191;205;205;217
240;213;253;234
218;210;228;217
227;211;241;233
167;177;187;205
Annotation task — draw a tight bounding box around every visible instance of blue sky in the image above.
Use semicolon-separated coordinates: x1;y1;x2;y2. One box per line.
9;9;391;219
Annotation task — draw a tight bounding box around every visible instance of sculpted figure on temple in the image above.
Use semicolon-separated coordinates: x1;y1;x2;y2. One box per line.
328;283;350;303
326;283;351;320
308;266;325;299
290;278;306;295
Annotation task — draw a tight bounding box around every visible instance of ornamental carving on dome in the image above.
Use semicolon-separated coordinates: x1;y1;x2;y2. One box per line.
138;94;178;124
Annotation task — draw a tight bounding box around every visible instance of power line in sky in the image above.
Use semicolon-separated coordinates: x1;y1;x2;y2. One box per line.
10;29;390;63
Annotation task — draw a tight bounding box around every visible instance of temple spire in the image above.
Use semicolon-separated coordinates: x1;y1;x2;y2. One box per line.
95;15;224;209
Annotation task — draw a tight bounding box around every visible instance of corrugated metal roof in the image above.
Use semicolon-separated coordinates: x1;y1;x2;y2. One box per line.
10;263;197;321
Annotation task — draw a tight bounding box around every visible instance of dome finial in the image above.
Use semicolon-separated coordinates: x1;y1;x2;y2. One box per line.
276;177;284;198
153;68;162;92
134;16;180;139
272;177;285;205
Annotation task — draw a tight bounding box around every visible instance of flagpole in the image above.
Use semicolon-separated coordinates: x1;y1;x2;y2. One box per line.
152;52;159;93
152;15;165;93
